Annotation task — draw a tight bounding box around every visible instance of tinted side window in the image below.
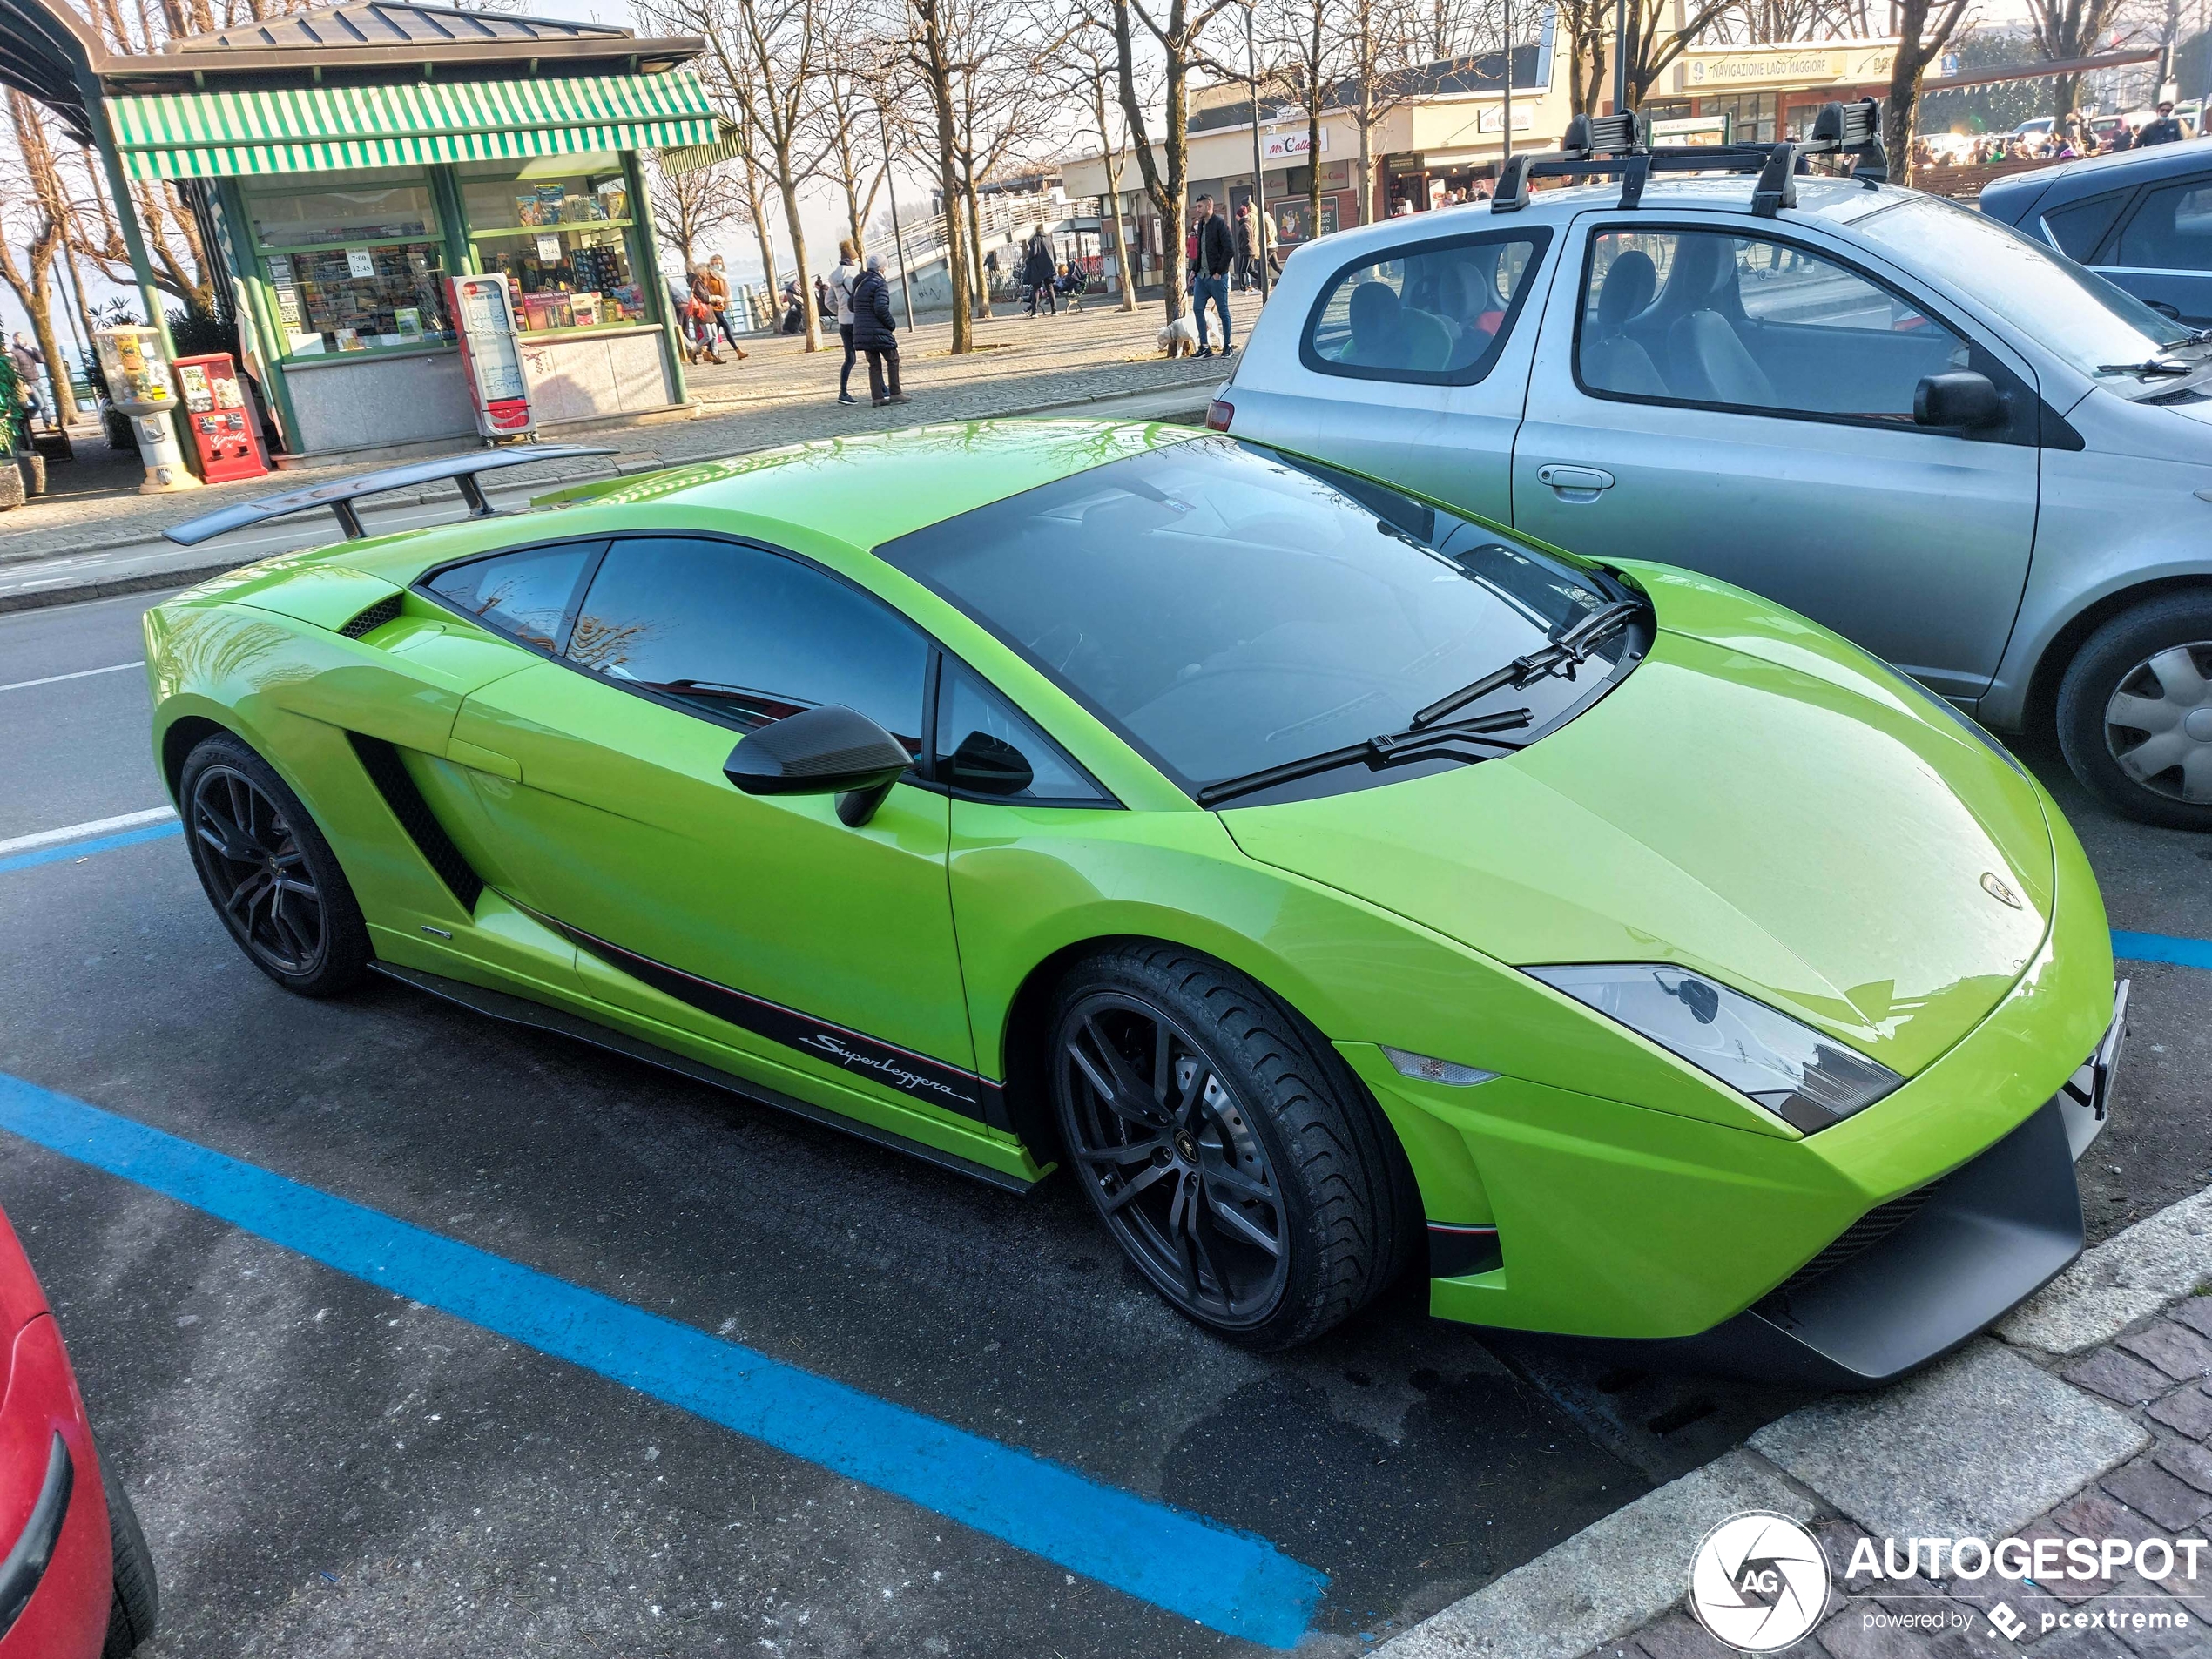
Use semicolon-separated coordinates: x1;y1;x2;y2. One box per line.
2044;192;2128;260
1303;231;1547;384
2116;178;2212;270
934;663;1110;804
564;536;928;751
425;541;598;651
1577;228;1966;421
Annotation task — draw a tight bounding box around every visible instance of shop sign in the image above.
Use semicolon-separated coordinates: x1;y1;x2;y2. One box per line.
345;246;374;279
1261;127;1327;162
1680;38;1898;91
1475;103;1538;132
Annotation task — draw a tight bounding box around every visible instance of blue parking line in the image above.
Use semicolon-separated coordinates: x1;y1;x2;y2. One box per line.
0;1074;1324;1646
2113;930;2212;971
0;821;182;875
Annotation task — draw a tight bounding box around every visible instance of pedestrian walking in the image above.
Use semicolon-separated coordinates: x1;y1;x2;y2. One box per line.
704;254;748;359
1261;206;1282;280
1189;195;1235;358
2108;118;2134;152
1022;228;1056;317
829;239;863;407
685;266;725;363
1232;204;1255;291
852;253;908;408
10;333;44;423
2139;100;2186;145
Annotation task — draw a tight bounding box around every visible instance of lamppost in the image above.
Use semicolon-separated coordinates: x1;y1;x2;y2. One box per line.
873;97;917;331
1614;0;1630;112
1244;0;1271;300
1501;0;1513;168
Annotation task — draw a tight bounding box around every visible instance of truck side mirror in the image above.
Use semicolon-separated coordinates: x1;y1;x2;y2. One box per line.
1914;371;2004;431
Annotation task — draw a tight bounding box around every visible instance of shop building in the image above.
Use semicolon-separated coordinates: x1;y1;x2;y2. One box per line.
9;0;729;465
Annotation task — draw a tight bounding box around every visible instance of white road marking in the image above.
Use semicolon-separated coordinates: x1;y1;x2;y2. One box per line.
0;806;178;858
0;661;142;693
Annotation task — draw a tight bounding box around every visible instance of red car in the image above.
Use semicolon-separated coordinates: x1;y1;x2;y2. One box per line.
0;1206;155;1659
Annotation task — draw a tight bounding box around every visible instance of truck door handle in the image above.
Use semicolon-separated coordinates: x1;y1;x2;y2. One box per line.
1537;465;1615;498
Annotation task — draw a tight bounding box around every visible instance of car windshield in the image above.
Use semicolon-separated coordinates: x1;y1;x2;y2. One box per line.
1857;194;2201;393
873;438;1632;802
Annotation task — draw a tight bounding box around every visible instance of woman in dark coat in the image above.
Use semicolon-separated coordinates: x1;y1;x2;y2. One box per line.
1022;230;1057;316
850;254;908;408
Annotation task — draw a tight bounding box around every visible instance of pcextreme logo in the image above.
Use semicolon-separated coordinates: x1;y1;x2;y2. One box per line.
1688;1513;1829;1652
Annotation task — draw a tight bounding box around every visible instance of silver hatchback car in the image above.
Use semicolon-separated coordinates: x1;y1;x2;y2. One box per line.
1217;171;2212;828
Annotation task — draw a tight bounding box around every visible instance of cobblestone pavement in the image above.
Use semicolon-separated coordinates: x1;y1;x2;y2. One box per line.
0;298;1235;565
1591;1296;2212;1659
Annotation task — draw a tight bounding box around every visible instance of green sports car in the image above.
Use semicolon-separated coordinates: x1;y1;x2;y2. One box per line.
145;420;2126;1382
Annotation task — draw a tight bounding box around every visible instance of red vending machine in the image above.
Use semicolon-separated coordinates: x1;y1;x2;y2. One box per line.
172;354;270;483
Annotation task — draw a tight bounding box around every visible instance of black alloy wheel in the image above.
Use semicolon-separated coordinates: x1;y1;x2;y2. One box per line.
189;763;327;976
1058;992;1291;1330
1048;946;1418;1349
179;732;371;995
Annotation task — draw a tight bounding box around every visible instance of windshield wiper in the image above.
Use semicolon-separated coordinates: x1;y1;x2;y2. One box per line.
1196;707;1534;809
1409;599;1646;731
2098;358;2195;378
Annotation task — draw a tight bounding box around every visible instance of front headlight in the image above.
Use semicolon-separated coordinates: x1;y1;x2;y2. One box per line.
1523;963;1901;1133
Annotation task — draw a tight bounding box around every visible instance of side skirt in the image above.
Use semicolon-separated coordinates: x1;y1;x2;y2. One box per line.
368;961;1040;1196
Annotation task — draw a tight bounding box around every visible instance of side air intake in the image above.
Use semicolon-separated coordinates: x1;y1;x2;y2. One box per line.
337;595;402;639
346;733;484;910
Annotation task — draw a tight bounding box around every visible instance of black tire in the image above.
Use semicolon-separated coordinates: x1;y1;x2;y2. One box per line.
2056;590;2212;832
178;732;371;995
1048;944;1418;1350
100;1457;157;1657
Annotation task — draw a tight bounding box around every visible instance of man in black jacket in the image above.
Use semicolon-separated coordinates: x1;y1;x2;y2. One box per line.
1190;196;1236;358
2138;100;2188;145
851;254;910;408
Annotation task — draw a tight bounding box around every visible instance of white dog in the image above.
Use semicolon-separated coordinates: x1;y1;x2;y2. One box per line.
1158;314;1198;359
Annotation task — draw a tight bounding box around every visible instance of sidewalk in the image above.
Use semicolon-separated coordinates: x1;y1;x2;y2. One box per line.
0;299;1231;578
1375;1185;2212;1659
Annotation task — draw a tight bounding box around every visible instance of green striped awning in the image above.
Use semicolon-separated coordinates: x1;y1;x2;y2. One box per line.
657;116;746;177
108;70;716;179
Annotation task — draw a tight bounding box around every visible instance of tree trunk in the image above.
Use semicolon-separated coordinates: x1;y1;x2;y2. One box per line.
1306;3;1325;239
743;159;779;327
1885;43;1933;185
27;273;77;428
1090;80;1137;312
777;172;822;352
963;182;988;317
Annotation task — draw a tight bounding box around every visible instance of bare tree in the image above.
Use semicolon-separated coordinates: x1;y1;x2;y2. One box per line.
1261;0;1341;250
2024;0;2131;118
1884;0;1968;184
1044;18;1143;311
1615;0;1734;105
649;155;752;268
691;0;833;350
818;49;894;260
1339;0;1420;225
0;93;80;425
1112;0;1238;322
953;13;1039;318
909;0;980;350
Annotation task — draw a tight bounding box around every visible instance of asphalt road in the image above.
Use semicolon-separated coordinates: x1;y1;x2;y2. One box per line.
1;589;2205;1658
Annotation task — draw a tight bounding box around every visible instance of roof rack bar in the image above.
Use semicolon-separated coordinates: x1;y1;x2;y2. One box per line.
1490;96;1888;218
162;444;618;548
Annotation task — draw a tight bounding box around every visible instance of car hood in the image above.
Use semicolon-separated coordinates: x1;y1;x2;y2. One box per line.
1219;567;2057;1079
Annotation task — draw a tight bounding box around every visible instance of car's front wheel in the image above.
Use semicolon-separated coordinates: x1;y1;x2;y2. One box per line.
1048;946;1415;1350
2058;591;2212;831
178;732;371;995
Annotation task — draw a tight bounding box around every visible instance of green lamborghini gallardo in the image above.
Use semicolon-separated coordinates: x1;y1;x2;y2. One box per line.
145;420;2126;1381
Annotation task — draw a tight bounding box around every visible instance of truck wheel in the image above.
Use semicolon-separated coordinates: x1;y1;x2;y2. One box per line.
2057;591;2212;832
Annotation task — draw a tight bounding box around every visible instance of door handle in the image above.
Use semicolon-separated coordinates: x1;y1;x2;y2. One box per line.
1537;464;1615;498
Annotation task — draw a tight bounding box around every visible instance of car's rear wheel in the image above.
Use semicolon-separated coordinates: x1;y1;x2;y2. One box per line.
179;732;370;995
2057;592;2212;831
1048;946;1414;1350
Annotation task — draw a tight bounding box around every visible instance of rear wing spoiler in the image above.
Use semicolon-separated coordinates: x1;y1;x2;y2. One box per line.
162;445;618;547
1492;98;1888;219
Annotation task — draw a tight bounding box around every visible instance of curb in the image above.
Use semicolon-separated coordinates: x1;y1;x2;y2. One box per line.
0;385;1218;610
1372;1184;2212;1658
